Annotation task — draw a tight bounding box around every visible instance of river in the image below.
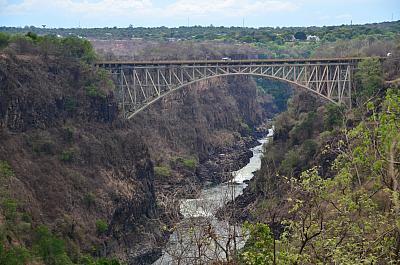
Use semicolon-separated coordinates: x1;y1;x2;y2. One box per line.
154;128;274;264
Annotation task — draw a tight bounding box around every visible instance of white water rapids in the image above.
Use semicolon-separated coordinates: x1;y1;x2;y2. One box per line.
154;128;273;264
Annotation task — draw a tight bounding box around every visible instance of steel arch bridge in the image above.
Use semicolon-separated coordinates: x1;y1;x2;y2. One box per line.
96;58;363;119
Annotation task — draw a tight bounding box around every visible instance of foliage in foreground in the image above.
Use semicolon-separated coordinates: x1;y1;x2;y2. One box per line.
241;88;400;264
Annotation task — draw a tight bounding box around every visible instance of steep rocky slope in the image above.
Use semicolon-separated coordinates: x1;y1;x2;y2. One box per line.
0;52;165;264
0;37;277;264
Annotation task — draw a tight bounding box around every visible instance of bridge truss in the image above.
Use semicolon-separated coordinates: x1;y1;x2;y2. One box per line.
97;58;360;119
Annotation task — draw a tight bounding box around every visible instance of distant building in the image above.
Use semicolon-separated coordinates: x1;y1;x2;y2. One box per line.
307;35;320;42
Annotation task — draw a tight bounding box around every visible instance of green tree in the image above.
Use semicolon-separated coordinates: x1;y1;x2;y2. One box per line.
294;32;307;40
323;104;344;130
355;58;383;100
33;225;73;265
61;36;97;63
0;32;10;49
0;244;32;265
96;219;108;235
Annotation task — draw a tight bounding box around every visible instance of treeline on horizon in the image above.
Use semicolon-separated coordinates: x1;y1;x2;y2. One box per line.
1;20;399;44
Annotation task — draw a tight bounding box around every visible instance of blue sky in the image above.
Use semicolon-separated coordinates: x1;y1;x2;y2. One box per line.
0;0;399;28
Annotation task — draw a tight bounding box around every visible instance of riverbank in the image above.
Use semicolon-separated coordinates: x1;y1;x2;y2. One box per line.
153;128;273;264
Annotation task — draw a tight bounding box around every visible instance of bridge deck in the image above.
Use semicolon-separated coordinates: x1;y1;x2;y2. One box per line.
96;57;371;67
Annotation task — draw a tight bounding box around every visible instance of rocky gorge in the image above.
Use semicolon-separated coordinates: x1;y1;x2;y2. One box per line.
0;41;281;264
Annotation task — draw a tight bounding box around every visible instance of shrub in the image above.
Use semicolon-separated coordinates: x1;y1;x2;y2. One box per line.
34;225;73;265
80;255;122;265
0;161;14;179
289;111;317;144
63;127;74;143
96;68;109;80
61;36;97;63
301;139;318;160
65;97;77;112
176;157;197;171
181;158;197;171
240;222;275;264
355;58;383;99
1;198;18;222
21;212;32;223
86;84;106;98
294;31;307;40
83;193;96;208
0;32;10;49
95;220;108;235
324;104;344;130
154;166;171;177
280;150;300;176
0;244;32;265
240;122;252;134
60;148;76;162
25;32;39;42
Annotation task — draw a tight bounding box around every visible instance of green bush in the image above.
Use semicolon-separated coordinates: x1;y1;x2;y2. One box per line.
60;148;76;162
154;166;171;177
86;84;106;98
0;161;14;179
63;127;74;143
21;212;32;223
25;32;39;42
301;139;318;160
355;58;383;99
240;122;252;134
280;150;300;176
65;97;77;112
61;36;97;63
34;225;73;265
0;243;32;265
175;157;198;171
319;130;332;141
240;222;275;264
95;220;108;235
181;158;197;171
289;111;317;144
80;255;122;265
0;32;10;49
324;104;344;130
83;193;96;208
1;198;18;222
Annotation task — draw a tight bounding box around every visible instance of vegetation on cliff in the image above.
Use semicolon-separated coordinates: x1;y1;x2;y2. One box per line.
237;49;400;264
0;34;160;264
0;31;279;264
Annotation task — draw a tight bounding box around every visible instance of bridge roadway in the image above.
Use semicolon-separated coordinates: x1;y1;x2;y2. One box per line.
96;57;363;67
96;57;369;119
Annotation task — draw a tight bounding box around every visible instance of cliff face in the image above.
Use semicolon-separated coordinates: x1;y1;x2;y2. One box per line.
134;76;271;191
0;54;163;264
0;50;274;264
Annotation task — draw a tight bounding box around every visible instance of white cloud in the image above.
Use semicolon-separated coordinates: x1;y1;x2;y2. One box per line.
1;0;153;16
0;0;298;20
166;0;298;17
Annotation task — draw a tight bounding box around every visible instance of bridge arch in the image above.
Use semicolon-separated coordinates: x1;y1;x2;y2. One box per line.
126;72;337;119
97;58;359;119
